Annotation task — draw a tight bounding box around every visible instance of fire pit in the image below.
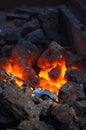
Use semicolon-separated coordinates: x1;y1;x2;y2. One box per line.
0;2;86;130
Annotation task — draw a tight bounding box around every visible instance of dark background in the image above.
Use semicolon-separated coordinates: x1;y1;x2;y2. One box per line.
0;0;66;10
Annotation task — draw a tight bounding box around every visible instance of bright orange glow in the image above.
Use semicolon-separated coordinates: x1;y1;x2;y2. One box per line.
0;58;25;86
14;77;24;86
30;86;34;91
71;66;80;71
38;58;67;94
0;55;79;98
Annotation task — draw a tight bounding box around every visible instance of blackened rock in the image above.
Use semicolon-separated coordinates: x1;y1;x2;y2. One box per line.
18;120;54;130
14;19;25;27
0;79;5;89
71;100;86;117
0;114;17;128
52;104;80;130
38;99;54;116
66;51;85;68
31;95;43;104
0;57;8;66
16;6;45;15
15;6;36;14
38;9;58;39
69;107;80;123
0;21;15;40
76;84;85;100
5;27;21;42
26;29;44;43
37;41;65;69
0;40;5;46
6;13;30;21
66;69;86;84
0;29;5;41
80;116;86;128
58;81;77;103
51;103;70;123
83;82;86;95
21;19;40;37
26;19;40;29
48;66;60;81
33;37;51;55
2;85;41;121
42;24;59;40
0;87;2;94
2;45;14;57
12;39;39;66
77;100;86;114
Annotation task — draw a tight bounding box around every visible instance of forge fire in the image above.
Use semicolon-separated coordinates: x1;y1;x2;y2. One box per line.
0;41;79;97
0;5;86;130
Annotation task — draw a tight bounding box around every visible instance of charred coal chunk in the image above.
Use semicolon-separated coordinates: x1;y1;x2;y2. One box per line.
80;116;86;128
65;69;86;99
0;21;15;41
15;6;45;15
0;57;9;67
48;66;60;81
0;29;5;41
21;19;40;37
66;51;85;68
51;103;70;123
0;21;21;44
33;37;51;54
0;78;5;90
15;6;37;14
12;39;39;66
2;85;41;121
18;120;54;130
51;103;80;130
38;9;59;39
13;19;25;27
0;86;2;94
1;45;14;57
59;80;85;102
67;99;86;117
29;75;40;87
5;27;22;43
76;84;85;100
6;13;30;21
76;100;86;114
38;99;54;117
0;40;5;46
26;29;44;43
37;41;66;69
65;68;86;84
0;114;17;129
58;81;77;103
83;82;86;95
25;19;40;29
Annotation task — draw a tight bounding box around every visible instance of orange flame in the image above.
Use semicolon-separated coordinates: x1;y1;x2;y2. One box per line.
0;58;25;86
38;58;67;94
0;55;79;96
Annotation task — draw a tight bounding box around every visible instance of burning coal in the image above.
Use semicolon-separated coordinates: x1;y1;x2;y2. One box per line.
0;41;79;100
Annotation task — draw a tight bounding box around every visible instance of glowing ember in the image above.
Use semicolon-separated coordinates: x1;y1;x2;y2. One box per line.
38;58;67;94
0;56;79;96
0;58;25;86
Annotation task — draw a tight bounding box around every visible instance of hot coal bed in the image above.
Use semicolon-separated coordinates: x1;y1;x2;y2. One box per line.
0;5;86;130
